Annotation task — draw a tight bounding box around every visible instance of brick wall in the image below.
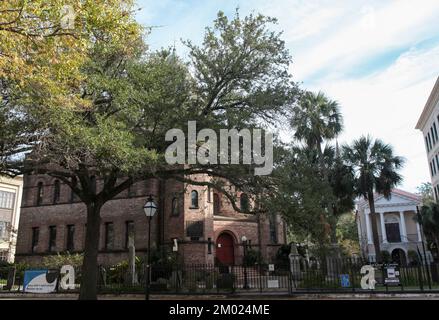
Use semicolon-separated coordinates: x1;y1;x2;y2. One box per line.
16;173;286;266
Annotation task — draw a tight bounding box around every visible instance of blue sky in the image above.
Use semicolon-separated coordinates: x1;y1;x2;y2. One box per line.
135;0;439;193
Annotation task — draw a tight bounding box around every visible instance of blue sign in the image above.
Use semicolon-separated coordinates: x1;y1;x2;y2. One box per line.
340;274;350;288
24;269;58;293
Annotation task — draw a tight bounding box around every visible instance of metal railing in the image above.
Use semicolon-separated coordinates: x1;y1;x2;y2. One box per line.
2;258;439;295
289;256;439;293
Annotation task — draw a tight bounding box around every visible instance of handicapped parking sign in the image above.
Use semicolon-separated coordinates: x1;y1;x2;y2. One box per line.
340;274;350;288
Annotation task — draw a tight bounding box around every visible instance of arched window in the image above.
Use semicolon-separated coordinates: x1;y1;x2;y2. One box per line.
213;193;220;215
36;182;43;206
53;180;60;204
240;193;249;212
190;190;199;208
171;197;179;216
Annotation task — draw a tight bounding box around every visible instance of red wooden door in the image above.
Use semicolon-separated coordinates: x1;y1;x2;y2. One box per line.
216;233;235;266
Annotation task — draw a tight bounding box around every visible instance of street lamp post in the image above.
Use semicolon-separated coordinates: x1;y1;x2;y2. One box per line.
241;235;249;290
143;195;157;300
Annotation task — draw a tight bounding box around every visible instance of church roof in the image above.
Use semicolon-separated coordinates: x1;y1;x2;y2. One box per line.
356;188;421;208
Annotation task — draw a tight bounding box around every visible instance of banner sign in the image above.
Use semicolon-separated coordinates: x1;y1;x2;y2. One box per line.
23;269;59;293
384;264;400;286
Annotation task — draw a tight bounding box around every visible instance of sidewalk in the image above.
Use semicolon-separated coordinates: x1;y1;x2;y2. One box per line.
1;292;439;300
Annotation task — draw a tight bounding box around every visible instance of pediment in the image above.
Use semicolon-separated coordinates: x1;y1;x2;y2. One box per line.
357;189;421;211
374;192;419;208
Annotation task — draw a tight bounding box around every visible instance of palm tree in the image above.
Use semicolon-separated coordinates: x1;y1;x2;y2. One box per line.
324;144;356;244
291;91;343;161
291;91;346;245
343;135;404;263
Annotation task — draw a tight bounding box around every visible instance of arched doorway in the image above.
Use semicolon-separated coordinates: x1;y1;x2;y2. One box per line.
391;248;407;265
216;233;235;266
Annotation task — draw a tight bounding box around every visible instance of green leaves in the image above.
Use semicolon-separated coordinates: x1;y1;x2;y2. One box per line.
417;182;434;204
0;0;143;110
185;9;297;127
343;135;405;199
291;91;343;148
419;203;439;254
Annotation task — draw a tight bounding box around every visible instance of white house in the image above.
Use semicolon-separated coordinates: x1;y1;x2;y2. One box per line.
0;176;23;263
416;76;439;200
356;189;432;264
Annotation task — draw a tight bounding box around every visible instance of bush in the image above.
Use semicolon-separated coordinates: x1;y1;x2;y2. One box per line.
298;271;341;289
275;244;291;265
106;260;129;285
216;273;235;291
408;250;420;265
14;262;30;279
0;261;13;279
150;246;179;267
381;251;391;263
42;253;83;268
243;248;264;266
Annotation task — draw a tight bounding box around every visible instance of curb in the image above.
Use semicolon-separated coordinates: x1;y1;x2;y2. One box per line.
1;292;439;299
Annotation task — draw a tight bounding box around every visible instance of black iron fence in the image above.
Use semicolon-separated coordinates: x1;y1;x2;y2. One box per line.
289;257;439;293
1;258;439;295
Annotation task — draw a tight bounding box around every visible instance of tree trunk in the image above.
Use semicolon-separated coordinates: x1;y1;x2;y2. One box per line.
79;201;102;300
316;141;328;181
367;192;382;263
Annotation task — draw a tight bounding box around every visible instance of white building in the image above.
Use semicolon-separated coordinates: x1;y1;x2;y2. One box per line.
416;76;439;200
356;189;431;264
0;176;23;263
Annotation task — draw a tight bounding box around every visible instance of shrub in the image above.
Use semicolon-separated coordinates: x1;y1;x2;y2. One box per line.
150;246;179;267
408;250;420;265
216;273;235;291
275;244;291;266
105;260;129;285
14;262;30;279
381;251;391;263
243;248;264;266
298;271;341;289
41;253;83;268
0;261;13;279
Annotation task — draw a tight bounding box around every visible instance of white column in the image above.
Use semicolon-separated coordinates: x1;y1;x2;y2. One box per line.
399;211;408;242
365;212;373;244
416;221;422;242
379;212;387;244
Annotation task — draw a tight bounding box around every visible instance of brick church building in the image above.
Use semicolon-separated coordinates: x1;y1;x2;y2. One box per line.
15;173;287;266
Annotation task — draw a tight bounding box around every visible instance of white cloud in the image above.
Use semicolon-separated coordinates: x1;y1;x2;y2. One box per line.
309;45;439;192
136;0;439;192
291;0;439;80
